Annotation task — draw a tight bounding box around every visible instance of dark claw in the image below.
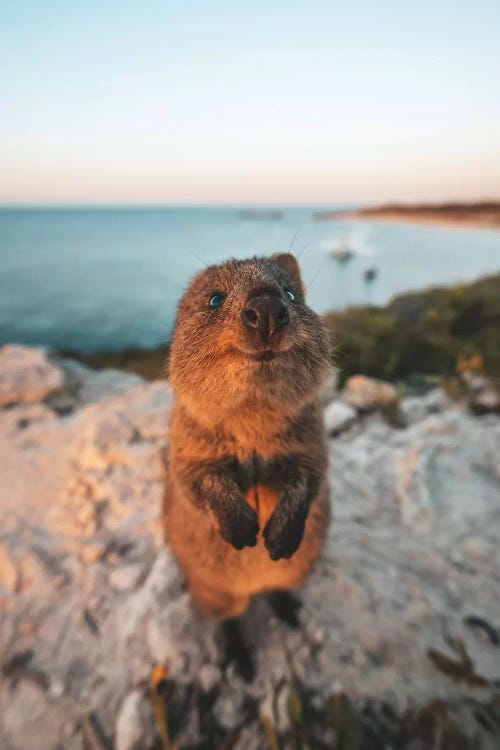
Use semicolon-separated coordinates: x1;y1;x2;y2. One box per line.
263;507;306;561
218;498;259;550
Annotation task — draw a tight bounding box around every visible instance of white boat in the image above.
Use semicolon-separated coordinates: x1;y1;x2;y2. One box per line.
330;239;354;263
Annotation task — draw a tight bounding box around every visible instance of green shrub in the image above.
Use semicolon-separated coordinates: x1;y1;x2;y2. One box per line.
324;273;500;383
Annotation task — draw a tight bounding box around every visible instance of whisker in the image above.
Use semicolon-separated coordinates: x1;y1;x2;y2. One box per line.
190;252;209;268
297;243;309;261
304;257;328;293
288;230;299;254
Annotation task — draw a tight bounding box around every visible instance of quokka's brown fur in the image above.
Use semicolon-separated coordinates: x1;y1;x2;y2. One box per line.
163;253;331;619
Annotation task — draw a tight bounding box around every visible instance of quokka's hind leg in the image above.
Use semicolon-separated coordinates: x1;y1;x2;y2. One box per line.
188;577;250;620
221;618;255;683
187;580;255;681
268;590;302;629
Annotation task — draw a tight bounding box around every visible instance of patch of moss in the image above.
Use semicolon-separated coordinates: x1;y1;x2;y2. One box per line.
324;273;500;384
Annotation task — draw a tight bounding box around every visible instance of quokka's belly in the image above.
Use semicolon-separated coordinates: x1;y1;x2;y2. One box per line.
165;482;330;599
234;484;329;594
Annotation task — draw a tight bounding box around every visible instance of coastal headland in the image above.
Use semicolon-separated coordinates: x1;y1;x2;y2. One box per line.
314;201;500;229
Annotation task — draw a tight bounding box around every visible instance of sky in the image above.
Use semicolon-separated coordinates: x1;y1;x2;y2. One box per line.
1;1;499;205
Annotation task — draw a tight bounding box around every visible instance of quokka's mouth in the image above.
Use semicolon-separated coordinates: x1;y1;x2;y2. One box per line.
251;350;277;362
234;347;283;362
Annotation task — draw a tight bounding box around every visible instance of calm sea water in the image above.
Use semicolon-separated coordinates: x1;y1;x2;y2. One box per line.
0;206;499;352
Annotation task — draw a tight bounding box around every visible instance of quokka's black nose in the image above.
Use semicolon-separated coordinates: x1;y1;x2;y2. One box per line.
241;295;289;341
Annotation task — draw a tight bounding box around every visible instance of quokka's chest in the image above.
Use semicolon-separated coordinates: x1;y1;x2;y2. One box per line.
232;453;300;526
231;452;298;492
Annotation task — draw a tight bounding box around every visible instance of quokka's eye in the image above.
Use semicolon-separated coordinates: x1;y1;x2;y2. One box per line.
209;292;225;308
284;289;295;302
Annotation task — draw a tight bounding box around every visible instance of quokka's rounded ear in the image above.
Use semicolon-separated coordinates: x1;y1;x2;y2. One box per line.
271;253;305;295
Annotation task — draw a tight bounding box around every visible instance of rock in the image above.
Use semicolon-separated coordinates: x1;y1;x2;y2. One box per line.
57;358;145;410
461;536;491;562
425;386;451;414
461;370;488;394
115;689;155;750
1;346;500;749
213;691;247;730
71;382;171;471
320;368;340;406
146;593;212;675
2;403;55;434
198;663;222;693
1;681;68;750
48;678;65;699
470;387;500;414
118;549;184;643
0;345;64;406
233;725;263;750
342;374;397;412
0;544;17;592
461;370;500;414
324;400;357;435
19;551;46;591
109;563;144;591
79;542;106;564
400;388;450;425
73;409;138;471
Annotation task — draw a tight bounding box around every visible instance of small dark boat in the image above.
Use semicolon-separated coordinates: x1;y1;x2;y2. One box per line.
363;267;378;282
240;209;283;221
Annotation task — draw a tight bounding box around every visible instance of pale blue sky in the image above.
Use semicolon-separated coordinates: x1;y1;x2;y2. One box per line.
1;1;499;204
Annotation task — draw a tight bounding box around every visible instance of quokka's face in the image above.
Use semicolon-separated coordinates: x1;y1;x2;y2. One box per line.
169;254;331;414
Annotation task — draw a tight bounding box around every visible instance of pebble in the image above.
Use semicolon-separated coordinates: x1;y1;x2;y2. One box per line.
343;374;397;411
198;663;222;692
324;400;357;435
109;563;144;591
48;677;65;699
0;344;64;406
79;542;106;564
213;692;247;730
115;689;155;750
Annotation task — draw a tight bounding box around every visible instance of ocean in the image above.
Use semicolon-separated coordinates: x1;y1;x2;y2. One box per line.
0;206;499;352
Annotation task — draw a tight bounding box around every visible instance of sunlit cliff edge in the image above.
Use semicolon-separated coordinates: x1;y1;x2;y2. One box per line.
1;343;500;749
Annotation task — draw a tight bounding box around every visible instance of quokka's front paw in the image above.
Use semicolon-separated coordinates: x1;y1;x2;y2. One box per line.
217;496;259;550
263;505;306;561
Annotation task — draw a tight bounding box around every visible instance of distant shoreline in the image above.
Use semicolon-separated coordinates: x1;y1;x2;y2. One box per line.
313;201;500;229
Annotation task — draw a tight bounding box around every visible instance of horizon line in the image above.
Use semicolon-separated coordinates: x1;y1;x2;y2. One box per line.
1;196;499;210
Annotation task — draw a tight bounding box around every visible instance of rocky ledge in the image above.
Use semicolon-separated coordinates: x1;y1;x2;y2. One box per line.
1;345;500;750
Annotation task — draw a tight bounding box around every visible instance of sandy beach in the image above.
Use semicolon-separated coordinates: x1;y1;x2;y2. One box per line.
314;202;500;229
